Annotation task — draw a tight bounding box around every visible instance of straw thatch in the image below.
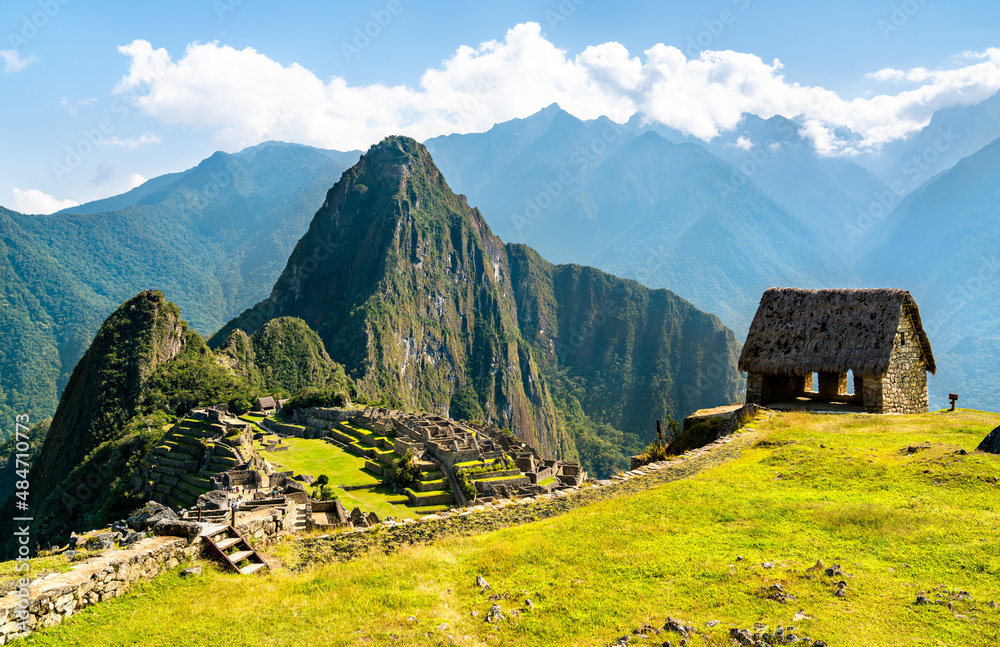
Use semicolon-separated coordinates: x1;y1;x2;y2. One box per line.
255;396;277;411
738;288;935;377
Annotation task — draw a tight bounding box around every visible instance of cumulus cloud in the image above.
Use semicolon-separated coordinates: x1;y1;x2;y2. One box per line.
12;188;78;214
129;174;146;188
112;24;1000;156
0;50;37;73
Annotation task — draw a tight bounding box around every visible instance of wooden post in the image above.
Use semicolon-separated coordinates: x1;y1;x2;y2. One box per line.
949;393;959;411
197;507;202;522
231;503;237;527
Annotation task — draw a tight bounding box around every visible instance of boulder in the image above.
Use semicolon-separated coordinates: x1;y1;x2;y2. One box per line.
180;566;203;577
349;506;368;528
976;426;1000;454
196;489;229;511
126;501;178;531
152;519;204;539
121;531;145;547
84;532;116;551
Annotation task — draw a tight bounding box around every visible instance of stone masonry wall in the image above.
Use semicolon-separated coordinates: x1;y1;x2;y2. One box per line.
871;311;929;414
0;537;198;643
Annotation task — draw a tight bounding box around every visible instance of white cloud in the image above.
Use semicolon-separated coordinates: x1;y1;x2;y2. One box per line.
0;50;37;73
12;188;78;214
732;136;753;151
59;96;98;114
129;174;146;188
112;25;1000;157
100;133;161;149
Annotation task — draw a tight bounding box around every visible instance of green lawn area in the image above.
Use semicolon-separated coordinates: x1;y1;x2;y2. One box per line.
328;485;414;521
22;409;1000;646
256;437;429;519
260;437;381;488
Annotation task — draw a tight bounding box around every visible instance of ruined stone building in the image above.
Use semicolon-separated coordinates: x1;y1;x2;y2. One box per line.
738;288;936;414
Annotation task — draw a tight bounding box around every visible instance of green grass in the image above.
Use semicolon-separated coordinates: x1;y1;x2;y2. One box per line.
20;410;1000;646
256;436;433;519
261;437;381;488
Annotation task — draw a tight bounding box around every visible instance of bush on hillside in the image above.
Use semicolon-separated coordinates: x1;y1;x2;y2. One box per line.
385;450;421;492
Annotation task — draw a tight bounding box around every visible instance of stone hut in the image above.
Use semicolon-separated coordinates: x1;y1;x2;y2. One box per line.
255;396;277;415
738;288;935;414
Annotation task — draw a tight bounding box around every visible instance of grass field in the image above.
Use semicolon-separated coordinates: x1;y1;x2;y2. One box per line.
21;409;1000;646
256;436;416;519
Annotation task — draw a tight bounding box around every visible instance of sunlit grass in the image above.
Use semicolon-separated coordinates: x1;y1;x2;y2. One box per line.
23;410;1000;646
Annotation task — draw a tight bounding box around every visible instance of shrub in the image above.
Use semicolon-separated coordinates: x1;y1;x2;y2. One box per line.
385;450;421;492
454;468;477;501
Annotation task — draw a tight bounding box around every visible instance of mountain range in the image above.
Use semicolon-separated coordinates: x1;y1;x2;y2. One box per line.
214;136;742;470
5;92;1000;440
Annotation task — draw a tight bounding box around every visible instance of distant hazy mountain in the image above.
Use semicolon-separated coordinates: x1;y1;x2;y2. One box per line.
637;113;891;255
856;90;1000;189
860;136;1000;409
0;142;357;436
427;106;855;334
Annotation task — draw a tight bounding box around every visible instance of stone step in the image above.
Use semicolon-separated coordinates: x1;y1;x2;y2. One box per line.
182;473;213;489
156;456;199;471
177;481;208;498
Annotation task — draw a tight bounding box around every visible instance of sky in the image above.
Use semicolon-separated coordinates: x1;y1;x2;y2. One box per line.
3;0;1000;213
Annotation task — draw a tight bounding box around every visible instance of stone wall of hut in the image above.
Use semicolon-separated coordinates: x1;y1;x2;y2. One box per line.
864;312;929;414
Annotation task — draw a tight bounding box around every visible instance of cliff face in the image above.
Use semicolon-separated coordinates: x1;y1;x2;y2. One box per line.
213;137;565;455
33;292;187;502
214;137;742;469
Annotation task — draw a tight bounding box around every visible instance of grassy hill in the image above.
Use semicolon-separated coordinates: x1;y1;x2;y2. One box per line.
18;409;1000;646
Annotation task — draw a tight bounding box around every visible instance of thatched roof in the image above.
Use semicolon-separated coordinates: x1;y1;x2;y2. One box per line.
738;288;935;377
256;396;277;410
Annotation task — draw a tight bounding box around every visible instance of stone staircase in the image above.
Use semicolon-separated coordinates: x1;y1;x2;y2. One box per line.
200;525;268;575
289;503;308;533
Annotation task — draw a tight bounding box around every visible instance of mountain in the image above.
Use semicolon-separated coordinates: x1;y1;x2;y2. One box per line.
19;291;196;548
860;136;1000;410
427;109;855;334
856;90;1000;190
642;113;891;255
2;292;353;552
0;142;358;438
214;136;742;473
218;316;354;397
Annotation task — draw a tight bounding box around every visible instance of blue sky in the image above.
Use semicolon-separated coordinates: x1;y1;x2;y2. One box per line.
3;0;1000;212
